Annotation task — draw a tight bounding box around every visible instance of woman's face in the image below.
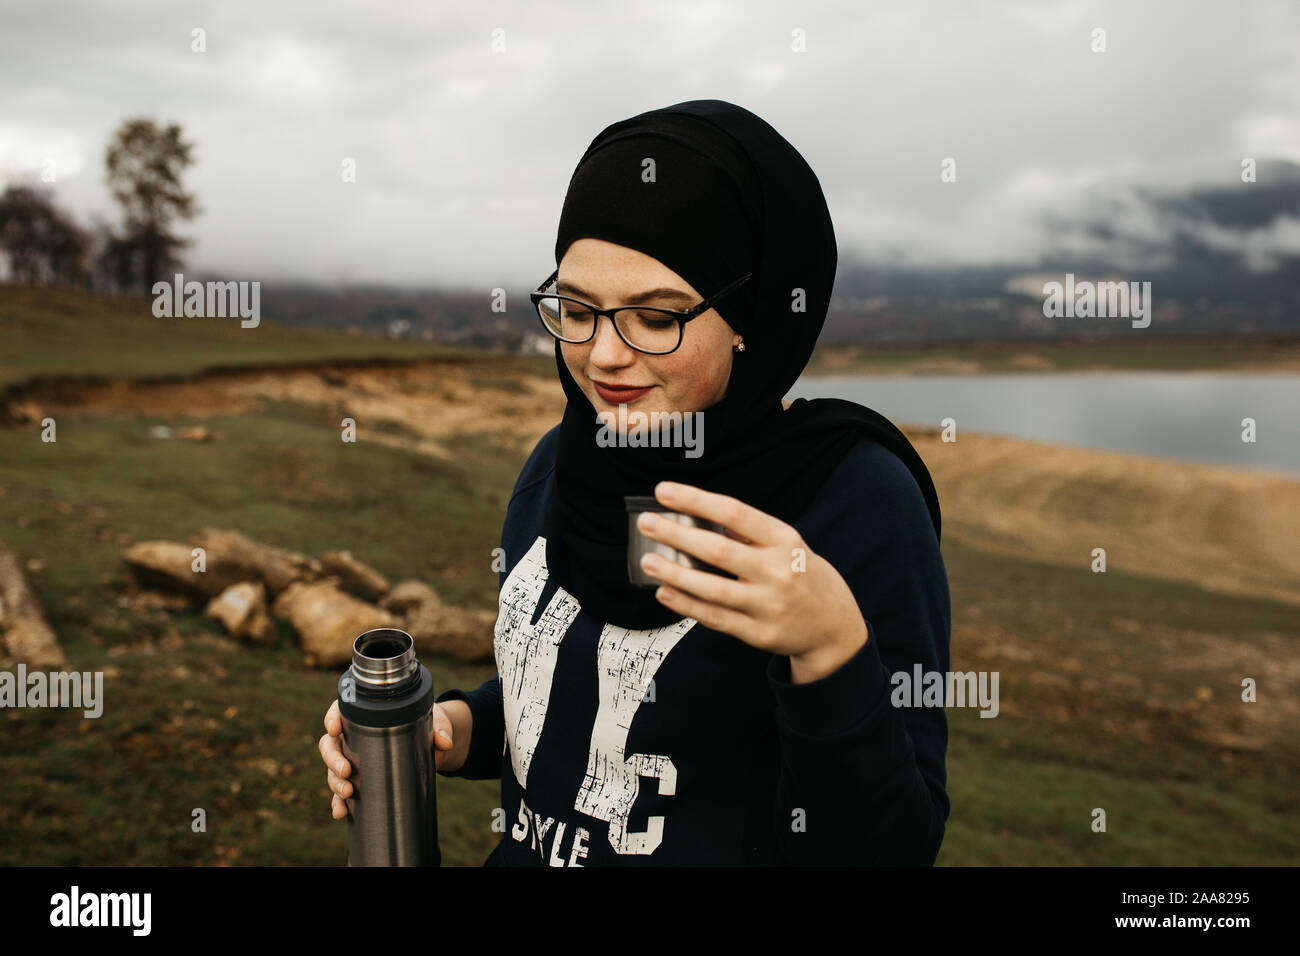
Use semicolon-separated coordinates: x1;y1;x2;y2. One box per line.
558;238;740;422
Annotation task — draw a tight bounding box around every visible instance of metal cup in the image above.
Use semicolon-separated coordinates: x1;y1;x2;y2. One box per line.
625;495;736;587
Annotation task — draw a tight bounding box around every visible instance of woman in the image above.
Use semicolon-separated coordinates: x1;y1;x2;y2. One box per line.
319;99;951;865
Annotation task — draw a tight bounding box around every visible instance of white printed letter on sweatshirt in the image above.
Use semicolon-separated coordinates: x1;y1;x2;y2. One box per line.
495;535;696;856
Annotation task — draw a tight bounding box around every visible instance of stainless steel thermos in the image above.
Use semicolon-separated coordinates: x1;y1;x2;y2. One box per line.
337;627;440;866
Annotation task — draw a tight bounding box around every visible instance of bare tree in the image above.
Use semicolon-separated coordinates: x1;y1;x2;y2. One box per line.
104;118;199;292
86;220;137;294
0;184;91;286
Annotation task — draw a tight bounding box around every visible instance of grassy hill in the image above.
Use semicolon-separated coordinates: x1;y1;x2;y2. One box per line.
0;281;543;388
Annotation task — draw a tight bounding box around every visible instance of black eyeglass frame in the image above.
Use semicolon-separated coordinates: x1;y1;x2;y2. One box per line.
529;267;752;356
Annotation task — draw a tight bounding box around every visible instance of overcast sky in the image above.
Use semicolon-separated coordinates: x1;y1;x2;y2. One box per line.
2;0;1297;289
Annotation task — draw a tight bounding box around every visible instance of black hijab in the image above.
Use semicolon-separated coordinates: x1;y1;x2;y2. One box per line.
544;99;941;631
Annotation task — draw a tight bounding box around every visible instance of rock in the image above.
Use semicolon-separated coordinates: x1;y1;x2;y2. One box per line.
378;579;439;614
0;616;66;668
3;400;43;427
190;527;322;596
176;426;213;442
271;579;398;667
404;600;496;663
123;540;239;599
0;536;66;668
205;581;275;644
126;530;322;599
377;579;491;662
320;550;390;602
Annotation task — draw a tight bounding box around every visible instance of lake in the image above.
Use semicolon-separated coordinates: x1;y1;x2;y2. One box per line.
788;372;1300;478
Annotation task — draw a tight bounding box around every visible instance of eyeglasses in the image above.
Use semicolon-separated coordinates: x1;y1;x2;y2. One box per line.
529;267;751;355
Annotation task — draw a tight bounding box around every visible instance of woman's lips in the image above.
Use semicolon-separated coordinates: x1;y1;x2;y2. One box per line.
593;381;655;403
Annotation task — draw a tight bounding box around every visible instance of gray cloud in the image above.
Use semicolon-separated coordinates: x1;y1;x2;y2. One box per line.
1;0;1297;288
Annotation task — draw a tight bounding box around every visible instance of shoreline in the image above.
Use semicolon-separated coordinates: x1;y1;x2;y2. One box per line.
903;425;1300;609
801;365;1300;379
803;335;1300;377
895;422;1300;484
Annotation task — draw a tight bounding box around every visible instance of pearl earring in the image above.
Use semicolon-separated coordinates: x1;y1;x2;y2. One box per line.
733;339;745;352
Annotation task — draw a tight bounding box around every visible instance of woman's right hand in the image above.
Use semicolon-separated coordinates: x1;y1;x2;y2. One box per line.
318;698;463;820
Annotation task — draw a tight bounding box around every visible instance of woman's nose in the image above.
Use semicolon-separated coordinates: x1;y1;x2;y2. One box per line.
589;314;635;362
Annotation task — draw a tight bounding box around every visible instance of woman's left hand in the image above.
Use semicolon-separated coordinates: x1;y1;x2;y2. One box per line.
635;480;869;684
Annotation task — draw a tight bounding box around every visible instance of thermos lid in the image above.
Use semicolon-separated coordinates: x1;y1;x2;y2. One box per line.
338;629;436;728
351;628;419;687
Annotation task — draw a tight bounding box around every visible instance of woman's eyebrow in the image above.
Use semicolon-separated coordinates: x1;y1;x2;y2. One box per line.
555;280;695;306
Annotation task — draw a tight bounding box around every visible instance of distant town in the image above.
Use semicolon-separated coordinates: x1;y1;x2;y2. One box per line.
238;262;1299;354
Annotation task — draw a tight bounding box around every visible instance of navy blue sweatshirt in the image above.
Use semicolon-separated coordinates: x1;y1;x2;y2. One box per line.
436;423;951;866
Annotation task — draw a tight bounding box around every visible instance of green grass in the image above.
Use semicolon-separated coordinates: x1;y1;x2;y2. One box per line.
933;538;1298;865
0;282;553;387
940;742;1298;865
0;404;521;610
0;403;520;864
